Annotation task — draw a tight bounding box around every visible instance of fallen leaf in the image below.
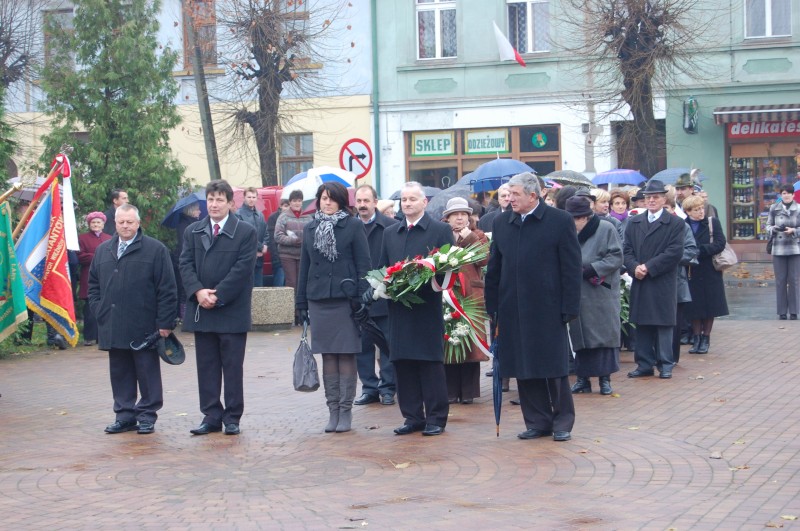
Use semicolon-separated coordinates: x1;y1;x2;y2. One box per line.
709;451;722;459
714;398;727;403
729;464;750;471
578;449;589;454
176;412;188;416
593;439;602;443
734;440;746;445
695;375;705;380
713;372;721;375
389;460;410;469
781;515;798;520
628;426;639;430
58;411;68;415
765;522;783;528
365;425;379;430
611;393;621;398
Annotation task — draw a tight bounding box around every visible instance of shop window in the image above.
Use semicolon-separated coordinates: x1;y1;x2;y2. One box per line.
184;0;217;68
279;133;313;184
745;0;791;38
416;0;457;60
43;9;75;68
507;0;550;53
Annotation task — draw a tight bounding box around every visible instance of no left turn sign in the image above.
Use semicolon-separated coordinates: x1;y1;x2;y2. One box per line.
339;138;373;179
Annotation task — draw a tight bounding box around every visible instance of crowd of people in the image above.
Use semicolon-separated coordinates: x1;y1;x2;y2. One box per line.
35;169;798;441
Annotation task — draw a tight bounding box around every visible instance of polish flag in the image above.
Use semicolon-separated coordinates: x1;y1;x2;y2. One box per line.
493;21;526;67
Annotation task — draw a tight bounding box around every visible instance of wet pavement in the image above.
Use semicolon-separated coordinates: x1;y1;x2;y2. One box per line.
1;272;799;529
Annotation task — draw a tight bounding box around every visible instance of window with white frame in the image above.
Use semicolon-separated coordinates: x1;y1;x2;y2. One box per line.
507;0;550;53
745;0;791;38
279;134;313;184
416;0;457;60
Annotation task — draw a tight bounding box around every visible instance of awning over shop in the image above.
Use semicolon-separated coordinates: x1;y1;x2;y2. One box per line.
713;103;800;125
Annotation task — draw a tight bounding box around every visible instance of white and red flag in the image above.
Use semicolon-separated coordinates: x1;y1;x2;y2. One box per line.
493;21;526;67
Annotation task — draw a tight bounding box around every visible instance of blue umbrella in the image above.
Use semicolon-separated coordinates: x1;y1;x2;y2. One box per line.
161;191;207;228
468;159;533;192
592;169;647;186
651;168;707;185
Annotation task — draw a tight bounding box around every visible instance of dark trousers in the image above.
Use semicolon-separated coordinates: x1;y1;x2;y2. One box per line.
445;362;481;401
634;324;674;372
517;376;575;432
672;303;687;364
356;316;395;398
253;263;264;287
394;359;449;428
82;299;98;341
109;348;163;423
194;331;247;426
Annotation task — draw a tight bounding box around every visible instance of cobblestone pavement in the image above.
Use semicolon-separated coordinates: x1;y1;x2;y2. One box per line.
1;303;799;528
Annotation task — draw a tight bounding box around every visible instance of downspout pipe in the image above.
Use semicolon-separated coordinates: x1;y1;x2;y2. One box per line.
370;0;381;196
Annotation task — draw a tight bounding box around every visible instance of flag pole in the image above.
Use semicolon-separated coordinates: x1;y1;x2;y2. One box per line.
12;146;72;241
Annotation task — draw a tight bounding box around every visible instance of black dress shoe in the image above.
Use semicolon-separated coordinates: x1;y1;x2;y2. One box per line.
791;314;798;320
137;422;155;434
105;419;138;434
380;394;395;405
553;431;571;441
422;424;445;436
393;423;425;435
460;398;473;405
190;423;222;435
627;368;654;378
659;371;672;379
354;393;379;405
485;370;494;377
224;423;240;435
509;399;521;406
517;428;552;440
779;314;788;320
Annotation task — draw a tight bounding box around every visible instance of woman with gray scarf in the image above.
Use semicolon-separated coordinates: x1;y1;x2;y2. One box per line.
296;182;371;433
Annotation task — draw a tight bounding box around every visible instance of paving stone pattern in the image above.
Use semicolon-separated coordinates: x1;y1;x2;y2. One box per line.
1;317;799;529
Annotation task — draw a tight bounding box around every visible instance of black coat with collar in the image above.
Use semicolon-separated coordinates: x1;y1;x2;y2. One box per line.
179;215;257;333
295;213;371;309
360;211;399;317
623;210;685;325
88;230;177;350
379;213;455;362
484;204;582;379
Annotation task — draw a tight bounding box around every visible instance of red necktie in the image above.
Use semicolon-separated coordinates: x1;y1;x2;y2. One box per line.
408;224;414;230
213;223;220;238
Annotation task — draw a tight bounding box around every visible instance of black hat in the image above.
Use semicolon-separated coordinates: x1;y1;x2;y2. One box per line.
632;190;645;202
565;196;593;217
641;179;668;194
574;188;597;202
158;333;185;365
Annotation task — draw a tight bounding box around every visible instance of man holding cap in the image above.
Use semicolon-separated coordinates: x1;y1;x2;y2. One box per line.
622;179;685;379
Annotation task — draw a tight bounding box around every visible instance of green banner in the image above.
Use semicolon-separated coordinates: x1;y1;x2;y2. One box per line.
0;202;28;341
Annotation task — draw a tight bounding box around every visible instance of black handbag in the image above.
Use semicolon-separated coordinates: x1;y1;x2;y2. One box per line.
766;234;774;254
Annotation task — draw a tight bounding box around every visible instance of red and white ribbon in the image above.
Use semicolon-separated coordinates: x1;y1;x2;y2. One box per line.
442;288;492;358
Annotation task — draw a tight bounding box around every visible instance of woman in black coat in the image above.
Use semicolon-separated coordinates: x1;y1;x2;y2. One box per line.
682;195;729;354
296;182;371;434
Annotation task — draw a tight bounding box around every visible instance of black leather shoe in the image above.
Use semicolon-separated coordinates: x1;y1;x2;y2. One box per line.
659;370;672;379
553;431;572;442
354;393;379;405
485;370;493;377
517;429;552;440
422;424;445;436
190;423;222;435
509;399;521;406
627;368;654;378
393;423;425;435
105;419;138;434
779;314;788;320
460;398;473;405
224;423;240;435
791;314;798;320
380;394;395;405
48;334;68;350
137;422;155;434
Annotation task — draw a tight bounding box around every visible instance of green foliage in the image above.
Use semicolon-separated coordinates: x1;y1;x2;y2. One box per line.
39;0;186;244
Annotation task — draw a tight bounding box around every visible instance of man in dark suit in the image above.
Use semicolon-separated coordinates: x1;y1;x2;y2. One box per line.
89;204;177;435
484;172;582;442
379;181;454;436
180;180;257;436
102;188;128;236
623;179;686;380
353;185;398;406
236;187;269;287
477;183;510;232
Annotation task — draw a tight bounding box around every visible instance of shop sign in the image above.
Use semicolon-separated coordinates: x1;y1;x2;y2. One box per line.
411;131;455;157
727;120;800;139
464;129;509;154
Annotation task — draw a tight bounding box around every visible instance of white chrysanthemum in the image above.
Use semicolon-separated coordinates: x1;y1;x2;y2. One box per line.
443;312;452;322
448;337;460;345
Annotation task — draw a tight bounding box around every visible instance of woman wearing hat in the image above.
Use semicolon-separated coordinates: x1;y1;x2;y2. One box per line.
295;182;371;433
441;197;490;404
565;196;623;395
78;212;112;346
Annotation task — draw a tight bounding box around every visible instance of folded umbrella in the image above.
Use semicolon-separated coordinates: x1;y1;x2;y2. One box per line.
490;321;502;437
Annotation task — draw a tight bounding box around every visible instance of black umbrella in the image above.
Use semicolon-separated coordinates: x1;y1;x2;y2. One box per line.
425;186;473;220
490;323;502;437
340;279;389;353
545;170;593;188
389;186;442;201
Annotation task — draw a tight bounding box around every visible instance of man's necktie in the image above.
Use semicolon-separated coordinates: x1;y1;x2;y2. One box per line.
117;241;128;258
407;224;414;230
213;223;220;238
648;214;656;223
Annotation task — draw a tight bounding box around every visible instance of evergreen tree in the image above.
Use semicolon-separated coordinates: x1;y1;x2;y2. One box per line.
40;0;185;242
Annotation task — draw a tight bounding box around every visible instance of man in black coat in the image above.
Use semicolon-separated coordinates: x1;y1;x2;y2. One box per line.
180;180;257;436
379;182;454;436
477;183;510;232
484;172;582;442
102;188;128;236
353;185;398;406
623;179;686;380
88;204;177;435
236;187;269;287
